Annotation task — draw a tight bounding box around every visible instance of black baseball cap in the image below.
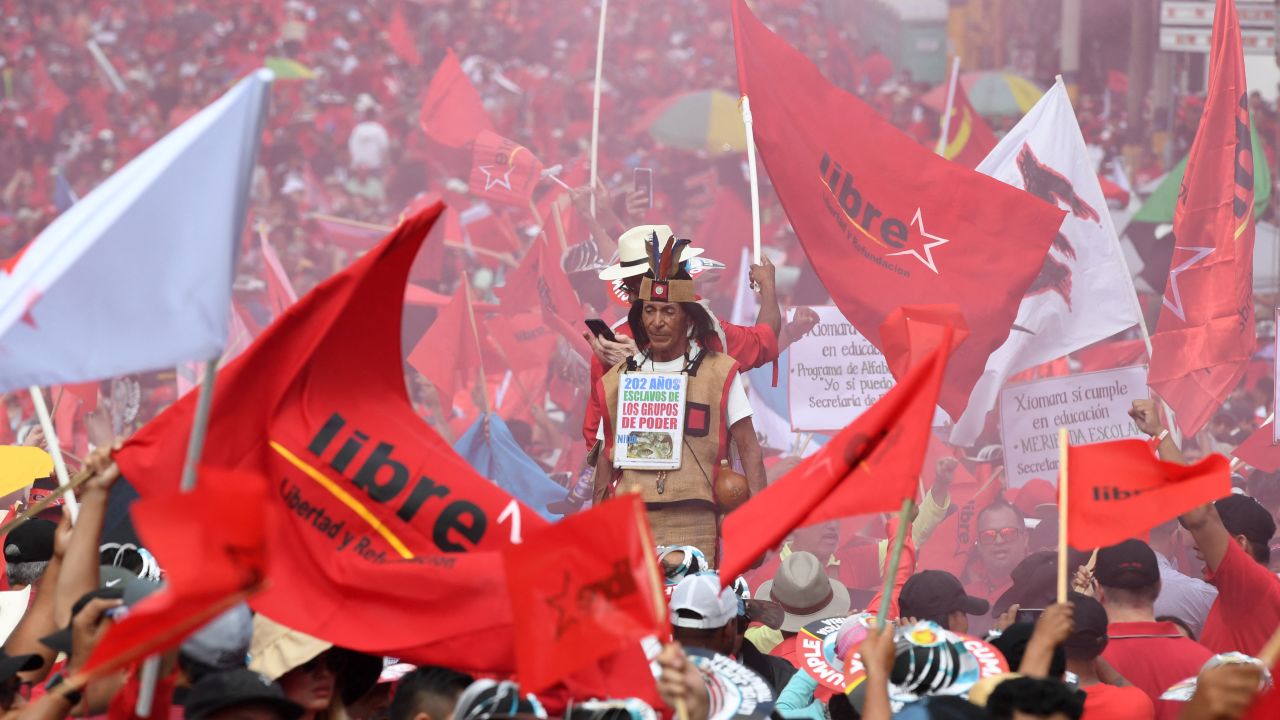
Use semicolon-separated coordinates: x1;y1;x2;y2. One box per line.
992;551;1058;617
1216;494;1276;546
900;570;989;619
185;669;304;720
3;518;55;564
1064;592;1109;661
1095;540;1160;590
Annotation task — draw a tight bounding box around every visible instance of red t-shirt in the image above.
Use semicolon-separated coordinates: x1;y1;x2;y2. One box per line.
1200;539;1280;655
1101;621;1213;720
1082;683;1154;720
581;320;779;446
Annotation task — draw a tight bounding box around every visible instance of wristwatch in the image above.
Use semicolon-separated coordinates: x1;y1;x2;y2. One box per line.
44;673;83;707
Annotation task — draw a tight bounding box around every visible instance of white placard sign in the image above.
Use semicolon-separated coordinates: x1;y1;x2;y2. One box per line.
999;365;1148;488
613;371;688;470
788;306;894;433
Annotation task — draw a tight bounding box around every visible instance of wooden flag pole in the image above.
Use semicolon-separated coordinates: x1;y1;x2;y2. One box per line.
934;57;961;156
740;96;762;265
1258;623;1280;667
1057;427;1070;603
588;0;609;218
877;497;914;626
462;276;491;414
27;386;79;521
0;467;92;537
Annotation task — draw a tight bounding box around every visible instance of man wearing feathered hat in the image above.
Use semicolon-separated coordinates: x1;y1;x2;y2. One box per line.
593;232;766;560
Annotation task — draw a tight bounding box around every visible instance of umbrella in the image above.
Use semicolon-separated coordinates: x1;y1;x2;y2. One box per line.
264;57;316;81
634;89;746;154
923;71;1043;117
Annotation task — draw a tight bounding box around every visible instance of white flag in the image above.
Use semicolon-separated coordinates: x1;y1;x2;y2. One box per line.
950;79;1142;445
0;70;272;391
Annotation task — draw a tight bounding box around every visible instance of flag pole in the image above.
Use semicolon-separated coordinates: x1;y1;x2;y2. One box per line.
740;96;762;265
462;276;491;414
1057;427;1069;603
588;0;608;218
179;358;219;493
877;497;914;625
27;386;80;521
934;57;961;156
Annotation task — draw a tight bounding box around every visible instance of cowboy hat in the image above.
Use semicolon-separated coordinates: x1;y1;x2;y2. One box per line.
598;225;702;281
755;551;851;633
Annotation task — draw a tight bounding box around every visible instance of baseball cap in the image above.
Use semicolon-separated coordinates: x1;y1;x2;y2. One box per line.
1064;592;1108;661
3;518;55;564
452;679;547;720
185;669;304;720
1094;540;1160;590
900;570;989;620
181;602;253;671
670;573;738;630
1216;494;1276;545
40;567;161;654
39;586;124;655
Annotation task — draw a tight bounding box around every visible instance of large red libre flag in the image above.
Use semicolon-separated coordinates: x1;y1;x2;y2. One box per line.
719;325;952;581
504;494;668;694
75;469;268;683
419;49;493;148
469;131;544;206
114;206;545;671
1066;440;1230;549
940;83;998;170
732;0;1065;419
1149;0;1256;438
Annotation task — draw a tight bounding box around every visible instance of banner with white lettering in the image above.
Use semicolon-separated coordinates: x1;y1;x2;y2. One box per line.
999;366;1148;488
788;306;894;432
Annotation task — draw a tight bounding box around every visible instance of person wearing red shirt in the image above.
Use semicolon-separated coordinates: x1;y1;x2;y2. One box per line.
1094;540;1212;720
1181;493;1280;656
1064;592;1153;720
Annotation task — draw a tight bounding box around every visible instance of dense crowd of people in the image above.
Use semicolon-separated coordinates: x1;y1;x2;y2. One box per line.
3;0;1280;718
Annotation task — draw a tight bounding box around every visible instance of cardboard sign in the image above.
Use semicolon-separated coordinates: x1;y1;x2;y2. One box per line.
788;306;894;432
999;365;1148;488
613;372;688;470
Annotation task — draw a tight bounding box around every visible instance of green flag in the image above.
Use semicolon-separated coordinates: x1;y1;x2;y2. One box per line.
1134;120;1271;224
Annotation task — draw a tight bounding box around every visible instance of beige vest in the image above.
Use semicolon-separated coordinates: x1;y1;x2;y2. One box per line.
599;351;738;505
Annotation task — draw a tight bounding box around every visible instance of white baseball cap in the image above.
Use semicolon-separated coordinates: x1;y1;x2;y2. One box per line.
670;573;738;630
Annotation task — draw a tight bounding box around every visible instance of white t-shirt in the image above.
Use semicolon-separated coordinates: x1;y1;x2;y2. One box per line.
348;120;390;170
597;345;752;440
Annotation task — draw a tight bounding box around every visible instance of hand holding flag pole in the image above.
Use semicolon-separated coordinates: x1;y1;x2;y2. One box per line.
27;386;80;521
878;497;914;626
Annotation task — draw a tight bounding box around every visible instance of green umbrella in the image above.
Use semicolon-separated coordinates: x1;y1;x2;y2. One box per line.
1133;120;1270;223
265;57;316;81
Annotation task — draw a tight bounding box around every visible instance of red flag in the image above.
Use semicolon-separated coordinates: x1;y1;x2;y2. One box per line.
939;83;997;169
386;3;421;66
468;132;544;206
310;214;391;251
496;235;590;359
114;206;545;664
74;470;268;682
1149;0;1256;438
259;230;298;319
731;0;1065;419
460;203;522;256
407;283;484;406
1066;440;1231;549
484;313;557;374
1233;421;1280;472
504;494;667;693
419;49;493;148
718;326;952;581
1246;674;1280;720
692;188;753;276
